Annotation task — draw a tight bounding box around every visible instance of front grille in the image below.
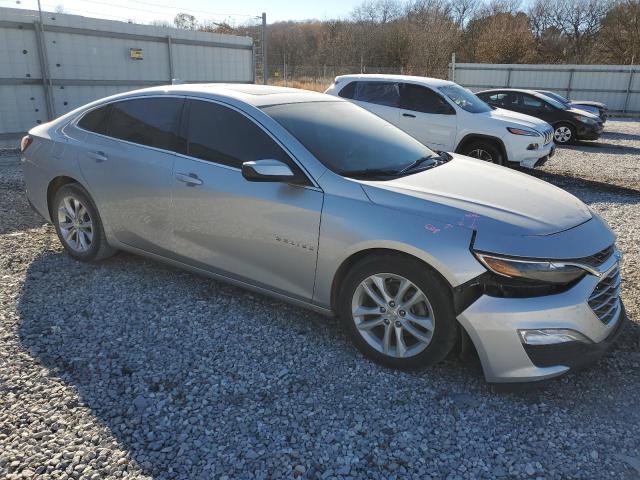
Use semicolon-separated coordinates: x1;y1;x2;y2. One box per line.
573;245;614;268
543;129;553;145
588;264;621;325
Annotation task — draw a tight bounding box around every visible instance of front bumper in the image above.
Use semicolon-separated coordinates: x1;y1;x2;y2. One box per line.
510;141;554;169
457;255;625;383
576;122;603;140
523;304;627;370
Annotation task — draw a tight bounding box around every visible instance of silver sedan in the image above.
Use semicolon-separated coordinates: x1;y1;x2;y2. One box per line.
21;84;626;384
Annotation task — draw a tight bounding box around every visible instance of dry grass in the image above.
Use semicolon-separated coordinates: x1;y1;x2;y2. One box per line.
269;78;331;92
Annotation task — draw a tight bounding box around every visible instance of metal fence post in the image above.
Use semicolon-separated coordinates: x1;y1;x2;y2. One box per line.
566;69;574;99
33;20;55;120
623;68;634;113
506;68;512;87
167;35;174;81
261;12;267;85
450;52;456;82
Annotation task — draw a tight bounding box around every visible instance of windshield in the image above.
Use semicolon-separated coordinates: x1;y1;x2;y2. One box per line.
541;91;569;105
438;85;492;113
262;101;439;177
538;94;568;110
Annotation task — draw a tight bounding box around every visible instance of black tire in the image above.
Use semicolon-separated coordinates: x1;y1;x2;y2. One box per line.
461;140;504;165
52;183;117;262
337;254;458;370
553;123;576;144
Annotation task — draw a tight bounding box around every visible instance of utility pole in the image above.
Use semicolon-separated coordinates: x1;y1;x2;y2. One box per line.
261;12;267;85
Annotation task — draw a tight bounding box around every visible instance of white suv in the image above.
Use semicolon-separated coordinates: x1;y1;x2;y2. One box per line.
325;74;555;168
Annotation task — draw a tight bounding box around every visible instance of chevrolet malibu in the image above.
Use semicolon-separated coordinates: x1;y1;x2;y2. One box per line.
21;84;626;384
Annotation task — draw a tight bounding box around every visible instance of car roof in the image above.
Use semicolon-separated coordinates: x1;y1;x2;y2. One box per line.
477;88;543;96
335;74;456;88
96;83;340;108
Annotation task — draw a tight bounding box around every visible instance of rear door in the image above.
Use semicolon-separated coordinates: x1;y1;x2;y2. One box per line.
342;81;401;125
77;96;184;254
169;99;323;301
397;83;457;150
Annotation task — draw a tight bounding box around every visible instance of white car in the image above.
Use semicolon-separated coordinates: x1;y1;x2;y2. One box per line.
325;74;555;168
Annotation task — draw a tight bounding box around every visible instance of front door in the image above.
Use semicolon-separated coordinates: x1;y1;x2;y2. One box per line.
169;99;323;301
397;83;457;151
77;97;184;254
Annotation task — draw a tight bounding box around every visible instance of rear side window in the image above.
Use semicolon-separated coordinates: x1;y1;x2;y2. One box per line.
353;82;400;107
107;97;184;151
400;83;454;114
78;105;111;135
337;81;356;99
186;100;296;170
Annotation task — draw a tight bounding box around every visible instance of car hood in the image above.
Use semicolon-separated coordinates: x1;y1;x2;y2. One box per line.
571;100;606;109
360;155;592;237
483;108;550;130
567;108;601;119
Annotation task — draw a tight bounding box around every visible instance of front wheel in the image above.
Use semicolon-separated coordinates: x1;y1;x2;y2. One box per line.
338;254;458;370
553;123;575;144
461;141;504;165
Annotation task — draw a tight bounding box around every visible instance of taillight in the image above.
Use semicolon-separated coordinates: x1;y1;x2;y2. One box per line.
20;135;33;152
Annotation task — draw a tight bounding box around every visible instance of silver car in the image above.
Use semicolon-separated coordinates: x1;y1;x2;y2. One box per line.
21;84;626;384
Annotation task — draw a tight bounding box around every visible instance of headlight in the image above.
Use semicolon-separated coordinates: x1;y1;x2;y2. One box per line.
576;116;597;125
507;127;539;136
474;252;586;284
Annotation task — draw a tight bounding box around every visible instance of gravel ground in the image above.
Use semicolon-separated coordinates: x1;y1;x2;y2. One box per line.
539;118;640;190
0;123;639;480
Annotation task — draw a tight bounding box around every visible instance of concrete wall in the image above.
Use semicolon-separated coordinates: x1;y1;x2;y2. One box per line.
450;63;640;115
0;7;254;147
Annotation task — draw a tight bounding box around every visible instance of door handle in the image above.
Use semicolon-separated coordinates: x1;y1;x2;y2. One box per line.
175;172;203;186
88;150;107;162
402;113;416;118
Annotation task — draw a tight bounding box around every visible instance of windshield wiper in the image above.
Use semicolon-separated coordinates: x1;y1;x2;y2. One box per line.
398;155;437;174
341;168;401;179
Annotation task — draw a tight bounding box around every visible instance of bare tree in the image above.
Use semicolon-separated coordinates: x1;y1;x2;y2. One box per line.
529;0;611;62
174;13;198;30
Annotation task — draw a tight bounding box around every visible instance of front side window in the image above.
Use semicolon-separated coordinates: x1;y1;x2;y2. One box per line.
400;84;454;114
353;82;400;107
78;105;111;135
186;100;295;170
107;97;184;151
522;95;544;109
438;85;491;113
263;101;438;177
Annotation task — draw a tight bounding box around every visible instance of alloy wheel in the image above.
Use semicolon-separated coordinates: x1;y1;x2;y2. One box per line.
57;196;94;252
351;273;435;358
468;148;494;162
554;126;572;143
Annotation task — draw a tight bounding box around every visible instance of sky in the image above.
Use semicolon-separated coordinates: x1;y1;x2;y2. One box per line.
4;0;367;24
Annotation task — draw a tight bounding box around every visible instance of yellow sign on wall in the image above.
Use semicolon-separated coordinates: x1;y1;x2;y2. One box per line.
129;48;143;60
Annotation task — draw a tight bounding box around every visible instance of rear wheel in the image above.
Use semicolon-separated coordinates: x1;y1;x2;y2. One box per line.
461;141;504;165
338;254;458;370
553;123;575;144
52;183;117;262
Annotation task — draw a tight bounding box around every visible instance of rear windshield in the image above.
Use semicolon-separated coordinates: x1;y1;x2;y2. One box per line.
262;101;437;175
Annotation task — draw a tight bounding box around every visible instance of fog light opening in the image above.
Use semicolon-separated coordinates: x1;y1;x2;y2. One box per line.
527;143;540;151
518;329;592;346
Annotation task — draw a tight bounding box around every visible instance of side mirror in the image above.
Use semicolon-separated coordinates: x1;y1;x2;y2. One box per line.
241;159;305;184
